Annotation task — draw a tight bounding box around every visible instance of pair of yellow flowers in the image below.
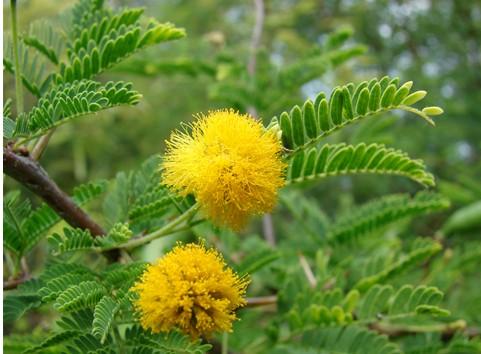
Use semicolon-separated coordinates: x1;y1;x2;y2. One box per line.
132;109;285;339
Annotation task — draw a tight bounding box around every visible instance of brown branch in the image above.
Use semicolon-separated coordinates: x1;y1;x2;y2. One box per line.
3;275;29;290
3;147;120;263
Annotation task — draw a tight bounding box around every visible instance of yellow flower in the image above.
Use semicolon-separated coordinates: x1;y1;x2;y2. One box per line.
162;109;286;230
131;243;249;339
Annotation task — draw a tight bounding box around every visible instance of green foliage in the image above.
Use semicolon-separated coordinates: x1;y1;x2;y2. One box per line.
354;241;442;292
23;330;83;354
54;280;107;312
23;20;65;65
357;284;448;320
39;272;97;302
3;35;52;97
3;191;31;256
58;11;185;84
13;80;141;139
125;326;212;354
286;143;436;187
327;192;450;243
4;180;108;262
48;228;96;255
92;296;119;343
4;98;15;138
273;77;442;152
273;325;401;354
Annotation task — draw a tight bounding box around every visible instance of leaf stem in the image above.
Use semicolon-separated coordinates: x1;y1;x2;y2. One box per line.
31;129;56;160
113;204;200;250
10;0;24;115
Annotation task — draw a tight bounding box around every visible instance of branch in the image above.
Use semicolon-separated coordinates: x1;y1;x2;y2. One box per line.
3;147;120;261
3;275;29;290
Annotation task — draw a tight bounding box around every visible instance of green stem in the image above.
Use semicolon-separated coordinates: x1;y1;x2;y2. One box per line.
110;204;200;250
10;0;24;115
221;332;229;354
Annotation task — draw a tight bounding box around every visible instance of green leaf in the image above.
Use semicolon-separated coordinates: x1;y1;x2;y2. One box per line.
269;77;441;154
48;228;96;255
3;35;52;97
58;13;185;84
92;296;119;344
296;326;401;354
125;326;212;353
286;143;436;187
13;80;141;139
317;98;331;131
380;84;396;107
3;191;31;256
290;105;305;146
280;111;294;149
368;82;381;111
303;100;318;138
4;295;41;323
54;281;106;312
327;192;450;243
357;284;448;320
354;242;442;292
39;272;98;302
96;223;133;248
23;20;65;65
23;331;82;353
402;90;427;105
342;86;354;120
329;88;344;125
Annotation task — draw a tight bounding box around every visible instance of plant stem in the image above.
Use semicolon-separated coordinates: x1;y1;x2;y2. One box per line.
10;0;24;115
113;204;200;250
31;129;56;160
221;332;229;354
245;295;278;308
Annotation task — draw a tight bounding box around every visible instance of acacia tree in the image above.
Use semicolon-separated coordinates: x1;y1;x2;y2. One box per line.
3;0;481;353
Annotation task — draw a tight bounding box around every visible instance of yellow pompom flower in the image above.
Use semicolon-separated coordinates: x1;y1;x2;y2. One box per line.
131;243;249;339
162;109;286;230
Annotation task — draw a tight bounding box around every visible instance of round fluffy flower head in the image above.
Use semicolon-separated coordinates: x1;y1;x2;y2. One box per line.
131;243;249;339
162;109;286;230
